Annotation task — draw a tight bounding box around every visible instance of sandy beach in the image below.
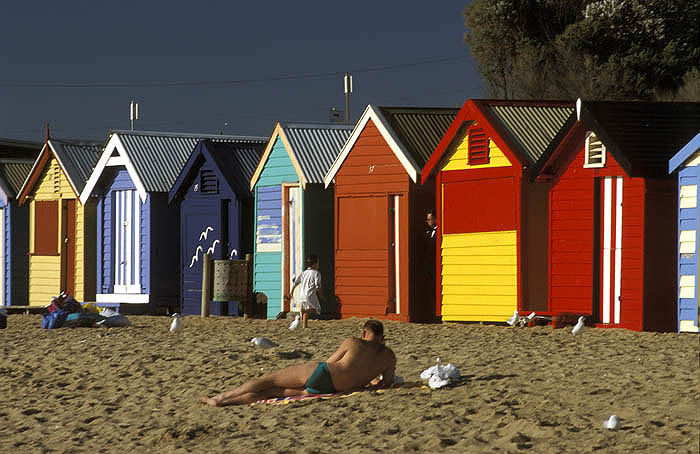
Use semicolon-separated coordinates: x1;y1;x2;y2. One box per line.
0;314;697;453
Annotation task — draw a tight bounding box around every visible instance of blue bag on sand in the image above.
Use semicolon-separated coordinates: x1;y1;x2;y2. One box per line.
42;309;68;329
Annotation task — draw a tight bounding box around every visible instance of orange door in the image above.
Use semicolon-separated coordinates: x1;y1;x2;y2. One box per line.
61;199;76;296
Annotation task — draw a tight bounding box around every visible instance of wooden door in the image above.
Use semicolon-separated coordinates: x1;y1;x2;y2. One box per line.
60;199;76;296
598;176;623;325
181;202;221;315
113;190;141;293
283;185;302;312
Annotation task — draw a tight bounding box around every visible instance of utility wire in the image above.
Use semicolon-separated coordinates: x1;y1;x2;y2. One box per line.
0;85;483;137
0;55;469;88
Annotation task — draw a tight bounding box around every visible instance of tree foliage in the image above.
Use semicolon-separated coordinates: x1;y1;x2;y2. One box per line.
464;0;700;100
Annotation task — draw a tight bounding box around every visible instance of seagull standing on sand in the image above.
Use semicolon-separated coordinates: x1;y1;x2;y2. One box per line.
506;310;519;326
251;337;278;349
572;316;585;335
288;314;300;330
170;313;183;334
603;415;620;430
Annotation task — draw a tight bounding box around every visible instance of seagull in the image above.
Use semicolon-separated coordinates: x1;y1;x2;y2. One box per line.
572;316;585;335
251;337;278;349
506;310;519;326
199;226;214;241
229;249;239;259
288;314;301;330
189;245;204;268
603;415;620;430
206;239;220;256
169;313;183;334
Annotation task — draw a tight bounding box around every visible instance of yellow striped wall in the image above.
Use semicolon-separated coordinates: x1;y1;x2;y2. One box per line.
441;126;512;171
27;157;90;306
441;230;517;321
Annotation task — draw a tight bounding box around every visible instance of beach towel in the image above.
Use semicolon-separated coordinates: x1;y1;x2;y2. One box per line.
252;382;403;406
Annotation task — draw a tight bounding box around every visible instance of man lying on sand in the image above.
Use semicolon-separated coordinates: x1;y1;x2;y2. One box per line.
201;320;396;406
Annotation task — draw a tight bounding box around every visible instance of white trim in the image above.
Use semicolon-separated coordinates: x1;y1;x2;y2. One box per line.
106;156;126;166
584;131;606;169
602;177;611;324
256;242;281;253
614;176;622;324
48;141;81;198
323;105;420;187
125;190;132;290
80;134;148;204
115;191;122;288
0;207;4;307
133;193;140;289
394;195;400;315
96;293;150;304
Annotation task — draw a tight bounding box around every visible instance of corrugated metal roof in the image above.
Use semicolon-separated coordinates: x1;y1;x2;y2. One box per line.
202;139;266;197
0;160;35;195
51;139;105;194
112;131;266;193
484;103;575;164
377;107;458;168
281;123;354;184
582;101;700;177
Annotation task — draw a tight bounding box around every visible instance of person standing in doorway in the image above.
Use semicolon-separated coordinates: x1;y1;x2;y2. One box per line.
287;254;324;328
425;209;437;312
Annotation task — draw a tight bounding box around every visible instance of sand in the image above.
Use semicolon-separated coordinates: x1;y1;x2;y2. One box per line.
0;314;697;453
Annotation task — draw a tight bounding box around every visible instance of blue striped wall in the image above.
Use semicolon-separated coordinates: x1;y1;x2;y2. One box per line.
99;168;148;294
1;198;9;305
678;164;699;330
253;137;300;318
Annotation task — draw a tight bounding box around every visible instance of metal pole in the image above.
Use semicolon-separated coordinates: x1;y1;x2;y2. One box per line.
344;72;352;123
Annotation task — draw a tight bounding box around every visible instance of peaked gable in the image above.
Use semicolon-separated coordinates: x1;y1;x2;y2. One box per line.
169;138;266;203
250;122;353;190
670;131;700;173
18;139;103;205
81;130;264;204
421;99;575;184
538;101;700;180
325;105;457;187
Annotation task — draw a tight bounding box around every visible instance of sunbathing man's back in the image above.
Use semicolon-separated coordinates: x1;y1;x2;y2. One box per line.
325;337;395;391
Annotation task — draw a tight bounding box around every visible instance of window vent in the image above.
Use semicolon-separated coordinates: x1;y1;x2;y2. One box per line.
584;132;606;168
468;127;490;165
200;170;218;194
53;163;61;194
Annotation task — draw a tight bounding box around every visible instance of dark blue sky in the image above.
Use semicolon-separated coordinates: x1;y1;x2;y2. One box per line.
0;1;483;142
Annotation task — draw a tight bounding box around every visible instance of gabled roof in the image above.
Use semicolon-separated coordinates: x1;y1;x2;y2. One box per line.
81;130;265;204
250;122;354;190
0;160;35;197
669;131;700;173
538;101;700;179
421;99;575;183
0;138;42;198
324;105;458;187
18;138;104;205
169;138;267;203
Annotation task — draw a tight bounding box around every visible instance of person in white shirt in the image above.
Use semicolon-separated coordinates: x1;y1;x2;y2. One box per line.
287;254;325;328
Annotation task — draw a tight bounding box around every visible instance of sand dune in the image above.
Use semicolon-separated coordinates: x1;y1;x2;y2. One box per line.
0;314;697;453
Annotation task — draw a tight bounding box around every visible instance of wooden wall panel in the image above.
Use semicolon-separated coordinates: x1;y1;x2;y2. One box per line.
441;231;517;321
